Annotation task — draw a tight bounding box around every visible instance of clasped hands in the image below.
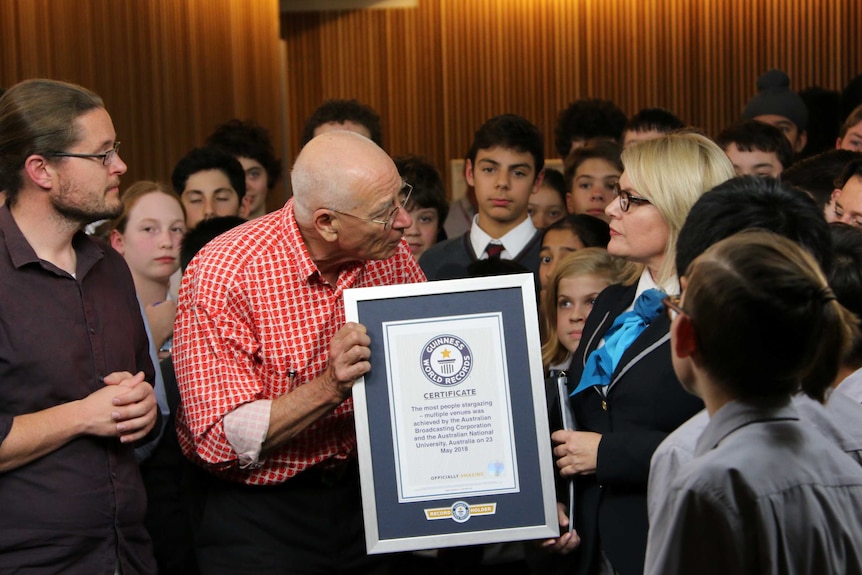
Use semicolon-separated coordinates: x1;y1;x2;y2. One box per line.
82;371;157;443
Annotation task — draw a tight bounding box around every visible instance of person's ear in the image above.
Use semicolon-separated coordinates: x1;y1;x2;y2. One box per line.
672;313;698;360
532;168;546;194
23;155;54;191
313;208;339;242
836;137;844;150
794;130;808;154
565;191;575;214
465;159;476;187
239;195;251;219
109;229;125;253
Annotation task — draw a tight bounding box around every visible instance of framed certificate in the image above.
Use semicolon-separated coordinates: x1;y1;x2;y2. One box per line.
344;273;558;554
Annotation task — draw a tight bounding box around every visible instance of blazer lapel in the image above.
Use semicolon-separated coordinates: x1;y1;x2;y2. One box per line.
608;313;671;389
579;284;637;366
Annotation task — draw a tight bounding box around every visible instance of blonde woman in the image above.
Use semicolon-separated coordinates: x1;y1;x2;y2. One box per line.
549;132;735;575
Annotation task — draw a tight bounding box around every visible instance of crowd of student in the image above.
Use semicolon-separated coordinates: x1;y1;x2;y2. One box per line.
2;67;862;575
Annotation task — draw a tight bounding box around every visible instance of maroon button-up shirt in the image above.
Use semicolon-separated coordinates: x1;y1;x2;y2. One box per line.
0;205;156;574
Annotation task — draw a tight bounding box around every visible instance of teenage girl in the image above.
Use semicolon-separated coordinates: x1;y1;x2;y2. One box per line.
541;248;633;373
109;181;186;357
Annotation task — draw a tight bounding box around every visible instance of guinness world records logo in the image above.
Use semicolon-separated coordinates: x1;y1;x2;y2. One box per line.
421;334;473;386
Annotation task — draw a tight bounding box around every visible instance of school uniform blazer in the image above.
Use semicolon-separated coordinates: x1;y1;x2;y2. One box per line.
564;282;704;575
418;230;542;282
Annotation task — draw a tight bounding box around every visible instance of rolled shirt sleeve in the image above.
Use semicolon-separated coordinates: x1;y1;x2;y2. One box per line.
224;399;272;468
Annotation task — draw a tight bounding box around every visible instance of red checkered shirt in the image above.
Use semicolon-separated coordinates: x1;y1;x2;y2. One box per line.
174;200;426;485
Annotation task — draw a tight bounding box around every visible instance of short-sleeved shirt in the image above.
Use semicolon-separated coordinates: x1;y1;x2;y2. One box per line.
174;200;425;485
0;205;156;574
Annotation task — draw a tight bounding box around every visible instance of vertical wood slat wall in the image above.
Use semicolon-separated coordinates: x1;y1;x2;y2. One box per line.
282;0;860;195
0;0;285;209
1;0;858;205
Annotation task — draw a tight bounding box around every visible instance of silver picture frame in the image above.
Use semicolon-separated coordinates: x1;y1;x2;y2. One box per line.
344;273;558;554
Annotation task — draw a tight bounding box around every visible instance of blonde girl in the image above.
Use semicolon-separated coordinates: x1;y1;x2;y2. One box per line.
541;248;633;371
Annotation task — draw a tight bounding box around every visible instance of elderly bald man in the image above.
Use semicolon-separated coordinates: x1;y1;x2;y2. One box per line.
174;131;425;574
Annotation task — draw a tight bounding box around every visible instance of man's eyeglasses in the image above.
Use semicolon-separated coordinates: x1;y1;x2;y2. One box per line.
613;183;651;212
330;182;413;231
48;141;121;166
662;295;687;322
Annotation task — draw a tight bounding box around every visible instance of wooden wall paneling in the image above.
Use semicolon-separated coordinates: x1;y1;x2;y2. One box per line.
1;0;284;205
0;1;18;80
384;9;401;149
415;0;445;168
143;0;180;184
454;0;478;129
532;0;557;147
281;12;323;143
185;0;229;139
391;3;440;162
832;0;847;85
690;0;714;134
676;0;693;126
852;0;861;75
436;0;464;164
549;0;573;116
384;8;412;154
278;0;859;198
533;0;556;138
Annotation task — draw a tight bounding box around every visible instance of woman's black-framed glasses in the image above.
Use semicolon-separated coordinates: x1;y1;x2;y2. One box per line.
48;141;121;166
613;183;652;212
330;182;413;231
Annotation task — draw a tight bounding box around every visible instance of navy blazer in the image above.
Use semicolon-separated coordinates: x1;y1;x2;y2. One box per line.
564;282;704;575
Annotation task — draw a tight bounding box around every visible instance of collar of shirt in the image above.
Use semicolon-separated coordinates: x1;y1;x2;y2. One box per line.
837;367;862;404
621;268;680;314
0;204;104;277
281;200;363;288
694;397;798;456
469;214;537;260
549;354;573;372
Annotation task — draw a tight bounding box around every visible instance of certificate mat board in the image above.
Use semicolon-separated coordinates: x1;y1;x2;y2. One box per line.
344;274;558;554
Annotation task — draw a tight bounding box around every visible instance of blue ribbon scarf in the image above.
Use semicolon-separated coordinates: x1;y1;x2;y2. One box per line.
571;288;666;396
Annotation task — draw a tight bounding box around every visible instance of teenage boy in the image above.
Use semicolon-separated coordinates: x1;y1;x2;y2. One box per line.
782;149;862;212
206;119;283;220
621;107;685;147
394;154;449;261
837;103;862;152
554;99;627;156
742;68;809;155
716;120;794;178
300;99;383;147
420;114;545;282
826;159;862;228
171;146;248;229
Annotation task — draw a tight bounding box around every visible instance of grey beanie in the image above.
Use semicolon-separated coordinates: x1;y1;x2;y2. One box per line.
741;69;809;131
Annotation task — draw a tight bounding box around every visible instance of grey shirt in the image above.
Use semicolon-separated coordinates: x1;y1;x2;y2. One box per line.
648;392;862;520
645;399;862;575
839;368;862;403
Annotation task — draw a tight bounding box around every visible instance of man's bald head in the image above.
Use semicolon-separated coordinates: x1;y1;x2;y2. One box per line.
291;130;396;222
